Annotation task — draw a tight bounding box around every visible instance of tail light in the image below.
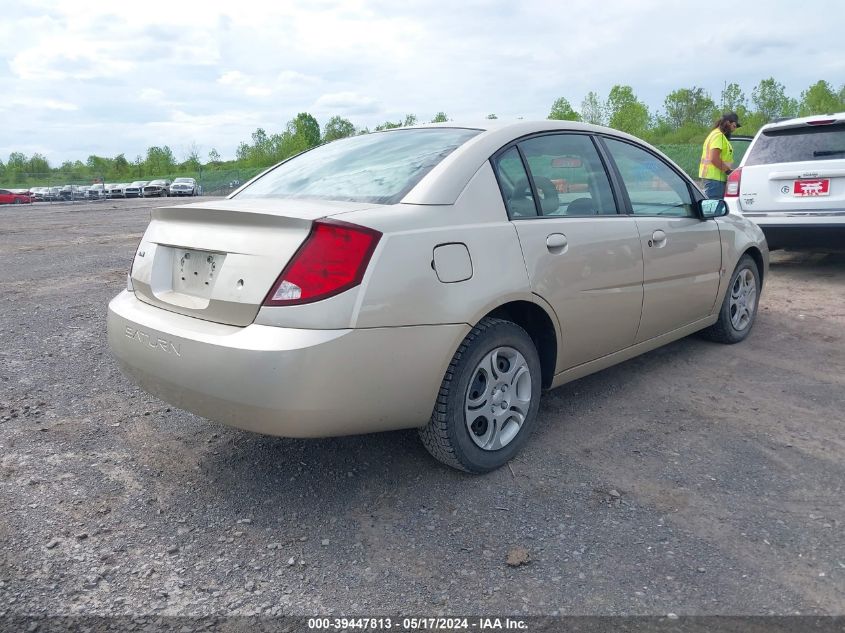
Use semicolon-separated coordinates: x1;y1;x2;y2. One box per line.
725;168;742;197
807;119;836;126
263;219;381;306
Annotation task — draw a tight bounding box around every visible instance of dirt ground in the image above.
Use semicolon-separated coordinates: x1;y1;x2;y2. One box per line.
0;199;843;619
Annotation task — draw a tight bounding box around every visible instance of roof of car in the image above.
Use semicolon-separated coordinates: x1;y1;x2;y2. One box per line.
762;112;845;132
400;119;674;205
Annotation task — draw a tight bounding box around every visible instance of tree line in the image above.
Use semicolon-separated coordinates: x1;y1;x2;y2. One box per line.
2;78;843;186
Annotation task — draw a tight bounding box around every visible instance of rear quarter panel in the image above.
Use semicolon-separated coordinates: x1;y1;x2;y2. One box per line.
339;163;536;329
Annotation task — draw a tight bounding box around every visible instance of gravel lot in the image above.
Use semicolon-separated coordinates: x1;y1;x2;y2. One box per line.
1;198;843;618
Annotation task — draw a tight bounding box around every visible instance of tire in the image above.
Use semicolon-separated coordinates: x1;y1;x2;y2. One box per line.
700;254;760;344
419;317;542;473
13;198;21;204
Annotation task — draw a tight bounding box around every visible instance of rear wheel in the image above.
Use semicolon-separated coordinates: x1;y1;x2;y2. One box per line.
701;254;760;344
419;318;542;473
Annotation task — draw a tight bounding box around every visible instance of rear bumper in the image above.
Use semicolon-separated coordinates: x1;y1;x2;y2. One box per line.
107;291;468;437
739;214;845;250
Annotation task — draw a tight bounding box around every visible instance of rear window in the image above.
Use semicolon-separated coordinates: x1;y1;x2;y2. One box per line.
745;123;845;166
235;128;482;204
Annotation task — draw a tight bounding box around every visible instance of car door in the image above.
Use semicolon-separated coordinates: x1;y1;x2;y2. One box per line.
492;134;644;372
600;137;722;343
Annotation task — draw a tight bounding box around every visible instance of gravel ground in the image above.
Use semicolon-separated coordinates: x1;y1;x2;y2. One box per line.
0;199;843;618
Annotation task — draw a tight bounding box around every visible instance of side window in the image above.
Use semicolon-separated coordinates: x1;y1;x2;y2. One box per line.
492;147;538;218
520;134;618;216
603;138;694;217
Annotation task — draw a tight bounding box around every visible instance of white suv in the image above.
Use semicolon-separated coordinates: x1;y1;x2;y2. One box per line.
725;112;845;250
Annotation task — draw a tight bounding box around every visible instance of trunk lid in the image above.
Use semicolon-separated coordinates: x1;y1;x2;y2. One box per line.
738;158;845;213
130;198;375;326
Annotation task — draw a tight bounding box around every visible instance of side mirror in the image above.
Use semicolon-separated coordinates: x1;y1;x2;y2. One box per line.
700;199;728;219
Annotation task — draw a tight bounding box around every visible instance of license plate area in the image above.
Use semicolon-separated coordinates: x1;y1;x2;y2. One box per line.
793;179;830;196
171;248;225;298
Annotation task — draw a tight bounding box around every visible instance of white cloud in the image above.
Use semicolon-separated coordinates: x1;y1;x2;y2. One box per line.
1;0;843;163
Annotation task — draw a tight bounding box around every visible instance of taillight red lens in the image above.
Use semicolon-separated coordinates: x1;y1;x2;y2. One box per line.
807;119;836;126
725;167;742;197
263;219;382;306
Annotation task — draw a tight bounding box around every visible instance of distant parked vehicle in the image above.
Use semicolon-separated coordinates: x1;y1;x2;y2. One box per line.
169;177;199;197
107;183;127;198
0;188;32;204
125;181;148;198
30;187;50;201
87;184;106;199
142;179;171;197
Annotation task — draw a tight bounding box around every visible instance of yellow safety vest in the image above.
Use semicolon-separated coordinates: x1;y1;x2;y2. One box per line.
699;129;734;182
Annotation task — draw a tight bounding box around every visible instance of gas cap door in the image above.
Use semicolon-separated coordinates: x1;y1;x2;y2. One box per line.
432;243;473;283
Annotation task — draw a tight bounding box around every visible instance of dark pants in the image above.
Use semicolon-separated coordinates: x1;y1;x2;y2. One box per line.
702;179;726;199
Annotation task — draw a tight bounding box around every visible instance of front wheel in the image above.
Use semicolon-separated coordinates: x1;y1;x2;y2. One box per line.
701;254;761;344
419;317;542;473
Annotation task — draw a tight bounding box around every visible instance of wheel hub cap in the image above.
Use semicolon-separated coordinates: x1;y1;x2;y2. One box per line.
465;346;532;451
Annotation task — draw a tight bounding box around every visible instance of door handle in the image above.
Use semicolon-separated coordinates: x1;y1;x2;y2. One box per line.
648;230;667;248
546;233;568;252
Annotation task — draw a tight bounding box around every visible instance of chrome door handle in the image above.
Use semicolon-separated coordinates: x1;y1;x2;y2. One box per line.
649;230;667;248
546;233;568;251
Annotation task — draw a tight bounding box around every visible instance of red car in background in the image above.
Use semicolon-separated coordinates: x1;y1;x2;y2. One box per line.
0;189;32;204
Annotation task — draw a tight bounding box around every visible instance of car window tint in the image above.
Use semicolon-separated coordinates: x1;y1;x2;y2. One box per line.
492;147;538;218
236;128;481;205
745;123;845;165
604;138;693;217
519;134;617;216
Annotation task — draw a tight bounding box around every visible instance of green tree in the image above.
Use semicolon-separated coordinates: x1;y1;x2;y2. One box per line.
182;144;201;173
486;114;498;119
720;82;747;113
290;112;321;148
751;77;798;122
799;80;843;116
323;116;356;143
113;154;130;178
402;114;418;127
606;85;650;137
142;146;175;176
548;97;582;121
430;111;449;123
662;87;715;128
374;120;402;131
7;152;27;183
580;91;605;125
27;153;50;175
208;148;221;164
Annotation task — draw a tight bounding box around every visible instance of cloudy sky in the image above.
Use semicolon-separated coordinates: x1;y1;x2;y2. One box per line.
2;0;844;165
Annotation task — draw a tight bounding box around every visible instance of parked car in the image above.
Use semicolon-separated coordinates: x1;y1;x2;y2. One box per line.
30;187;50;201
108;121;768;473
107;183;127;198
125;181;148;198
0;188;32;204
169;177;199;196
58;185;75;201
142;179;171;197
725;113;845;250
87;184;106;199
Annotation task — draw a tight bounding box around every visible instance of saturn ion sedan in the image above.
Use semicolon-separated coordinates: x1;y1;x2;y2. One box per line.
108;121;768;473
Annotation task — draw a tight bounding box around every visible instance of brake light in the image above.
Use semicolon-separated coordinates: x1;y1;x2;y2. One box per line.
807;119;836;126
725;168;742;197
263;219;381;306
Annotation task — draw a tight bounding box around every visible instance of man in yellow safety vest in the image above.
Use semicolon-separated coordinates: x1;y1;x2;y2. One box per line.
699;112;741;198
